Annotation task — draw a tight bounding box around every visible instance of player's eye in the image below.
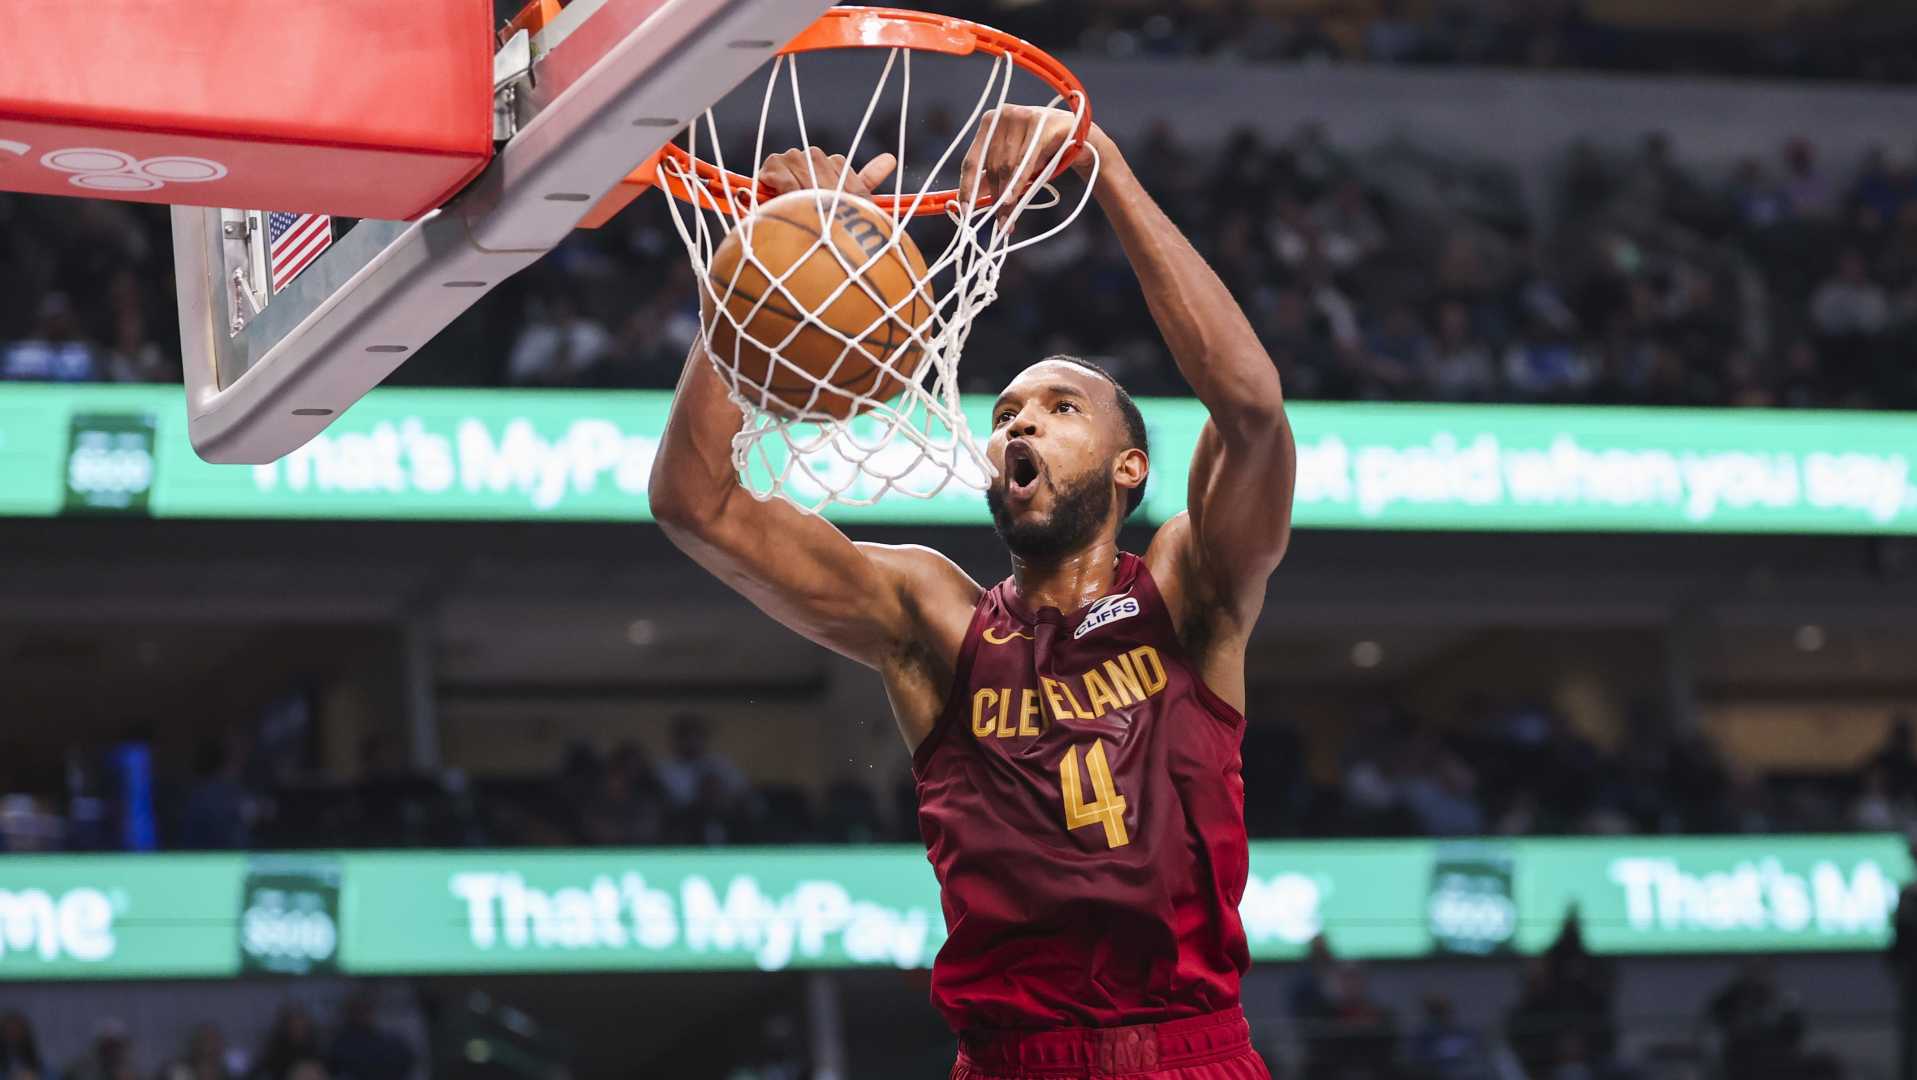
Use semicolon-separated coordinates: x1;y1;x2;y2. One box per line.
1055;400;1077;414
995;410;1015;425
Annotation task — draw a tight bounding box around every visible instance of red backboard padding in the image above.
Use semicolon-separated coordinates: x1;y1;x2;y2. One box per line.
0;0;494;220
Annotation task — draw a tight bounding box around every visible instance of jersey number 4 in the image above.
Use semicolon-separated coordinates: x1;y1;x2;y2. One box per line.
1059;740;1130;848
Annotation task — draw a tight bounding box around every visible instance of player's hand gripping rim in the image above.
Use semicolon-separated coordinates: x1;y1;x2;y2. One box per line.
959;104;1098;226
756;147;899;202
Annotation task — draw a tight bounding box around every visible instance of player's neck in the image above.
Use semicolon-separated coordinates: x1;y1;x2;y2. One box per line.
1009;536;1123;614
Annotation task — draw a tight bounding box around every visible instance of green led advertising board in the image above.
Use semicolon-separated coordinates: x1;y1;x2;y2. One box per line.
0;836;1904;980
0;384;1914;531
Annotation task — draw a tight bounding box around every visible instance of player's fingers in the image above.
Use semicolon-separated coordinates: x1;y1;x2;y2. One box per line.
974;109;1017;202
759;149;816;194
989;150;1017;208
758;157;797;195
997;118;1057;219
856;152;898;195
998;117;1037;193
806;147;837;187
959;135;987;204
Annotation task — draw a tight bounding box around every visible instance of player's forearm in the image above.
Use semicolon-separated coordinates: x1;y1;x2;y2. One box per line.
648;342;746;528
1087;134;1287;432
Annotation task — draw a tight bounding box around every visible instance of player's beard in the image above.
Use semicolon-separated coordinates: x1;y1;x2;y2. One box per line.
987;465;1113;562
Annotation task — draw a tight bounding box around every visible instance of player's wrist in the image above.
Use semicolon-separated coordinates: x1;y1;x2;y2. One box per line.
1079;129;1130;204
1072;125;1113;179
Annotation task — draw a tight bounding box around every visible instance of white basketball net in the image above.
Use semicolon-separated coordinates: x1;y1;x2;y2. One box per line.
658;45;1099;515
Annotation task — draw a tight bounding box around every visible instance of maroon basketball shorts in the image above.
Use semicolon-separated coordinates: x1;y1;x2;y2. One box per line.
950;1006;1271;1080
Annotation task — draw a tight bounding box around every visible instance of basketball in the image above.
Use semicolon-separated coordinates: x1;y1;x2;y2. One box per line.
702;190;932;420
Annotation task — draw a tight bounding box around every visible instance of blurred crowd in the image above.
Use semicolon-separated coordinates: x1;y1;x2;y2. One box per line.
0;992;416;1080
931;0;1917;85
10;118;1917;412
1281;913;1855;1080
1256;707;1917;842
941;122;1917;411
3;706;1912;855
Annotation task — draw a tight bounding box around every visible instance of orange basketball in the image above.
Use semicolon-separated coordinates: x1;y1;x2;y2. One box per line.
703;190;932;420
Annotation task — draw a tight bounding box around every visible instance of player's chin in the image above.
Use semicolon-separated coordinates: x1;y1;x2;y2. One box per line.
999;482;1048;515
986;483;1046;527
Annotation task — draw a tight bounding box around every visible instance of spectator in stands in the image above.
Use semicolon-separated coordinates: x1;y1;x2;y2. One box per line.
576;740;666;846
1;292;97;382
1892;830;1917;1080
1400;738;1486;837
0;1011;42;1080
555;741;607;843
0;793;62;852
1407;993;1493;1080
1867;715;1917;802
62;1019;133;1080
670;769;760;846
1728;158;1791;231
505;292;612;386
607;270;700;388
1308;962;1400;1080
1706;959;1807;1080
1852;147;1917;233
176;737;253;850
1290;934;1338;1021
1269;197;1323;272
1287;936;1337;1079
1506;909;1617;1080
1664;730;1737;834
1852;766;1914;833
1775;338;1828;408
656;713;749;812
250;1005;323;1080
162;1023;233;1080
325;990;415;1080
1312;180;1389;272
1811;249;1890;338
102;270;172;384
1361;303;1434;397
1261;285;1345;400
1429;301;1497;401
1503;328;1593;402
1781;138;1838;221
1341;713;1411;836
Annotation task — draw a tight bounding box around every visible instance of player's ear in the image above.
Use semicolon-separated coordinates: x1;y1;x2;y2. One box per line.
1113;447;1147;497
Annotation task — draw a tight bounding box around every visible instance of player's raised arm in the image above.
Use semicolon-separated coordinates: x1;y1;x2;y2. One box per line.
966;108;1296;624
648;150;977;673
1094;133;1296;614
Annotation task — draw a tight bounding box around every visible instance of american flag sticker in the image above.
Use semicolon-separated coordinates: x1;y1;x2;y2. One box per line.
267;211;333;293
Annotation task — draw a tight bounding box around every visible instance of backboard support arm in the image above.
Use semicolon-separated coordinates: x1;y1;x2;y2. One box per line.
174;0;834;464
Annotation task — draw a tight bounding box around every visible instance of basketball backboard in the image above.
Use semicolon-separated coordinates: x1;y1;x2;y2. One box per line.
169;0;835;463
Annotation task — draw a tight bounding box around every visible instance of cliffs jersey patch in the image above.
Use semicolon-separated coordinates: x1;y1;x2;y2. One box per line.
1074;594;1141;640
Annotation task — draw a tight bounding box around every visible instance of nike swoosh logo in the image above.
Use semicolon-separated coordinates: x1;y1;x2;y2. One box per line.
982;627;1033;645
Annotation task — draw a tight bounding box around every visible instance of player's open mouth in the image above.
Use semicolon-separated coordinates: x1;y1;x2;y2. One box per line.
1005;441;1043;501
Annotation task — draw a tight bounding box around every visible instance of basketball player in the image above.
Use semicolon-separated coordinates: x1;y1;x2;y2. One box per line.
650;105;1296;1079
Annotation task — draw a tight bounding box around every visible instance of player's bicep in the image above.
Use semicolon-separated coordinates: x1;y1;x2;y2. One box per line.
1183;415;1295;617
657;493;915;667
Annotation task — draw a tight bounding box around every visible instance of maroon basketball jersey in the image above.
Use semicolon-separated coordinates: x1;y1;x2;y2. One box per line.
911;551;1252;1033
